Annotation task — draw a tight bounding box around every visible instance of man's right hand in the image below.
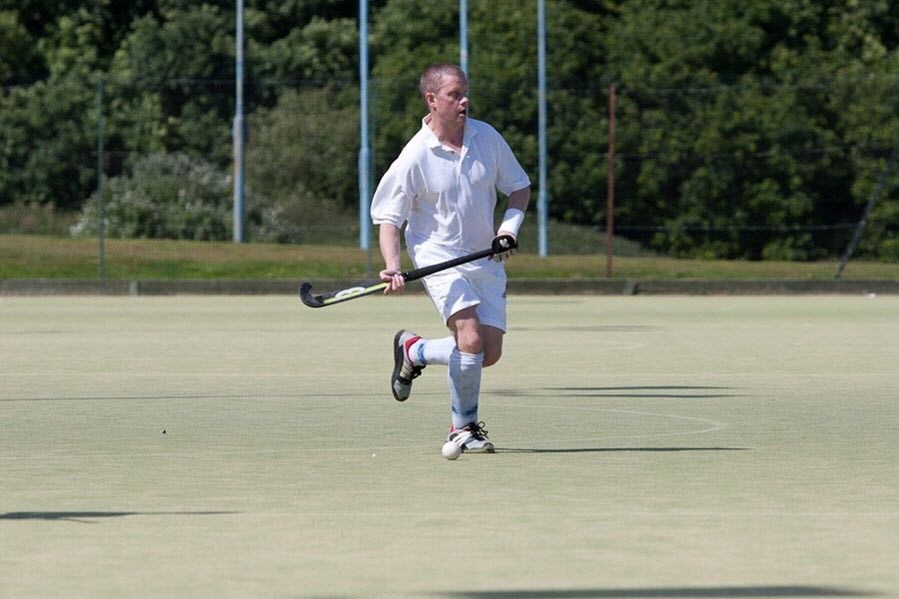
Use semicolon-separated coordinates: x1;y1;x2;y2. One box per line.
379;269;406;294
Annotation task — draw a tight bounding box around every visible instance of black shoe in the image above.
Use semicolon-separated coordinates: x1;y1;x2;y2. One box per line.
391;329;424;401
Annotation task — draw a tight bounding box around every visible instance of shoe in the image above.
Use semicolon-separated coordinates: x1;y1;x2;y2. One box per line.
391;329;424;401
447;421;495;453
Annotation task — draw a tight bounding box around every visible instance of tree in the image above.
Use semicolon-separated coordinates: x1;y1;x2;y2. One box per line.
0;9;39;83
105;5;235;167
246;85;359;242
601;0;899;258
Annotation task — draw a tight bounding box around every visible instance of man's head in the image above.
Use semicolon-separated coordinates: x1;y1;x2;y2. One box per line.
419;63;469;130
419;63;467;100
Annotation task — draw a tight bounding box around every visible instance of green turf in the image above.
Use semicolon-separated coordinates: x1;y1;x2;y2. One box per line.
1;295;897;597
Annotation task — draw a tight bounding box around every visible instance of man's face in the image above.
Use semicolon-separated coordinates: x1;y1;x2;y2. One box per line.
428;75;469;127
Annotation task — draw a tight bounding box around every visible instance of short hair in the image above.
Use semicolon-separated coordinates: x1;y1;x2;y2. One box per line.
419;63;467;100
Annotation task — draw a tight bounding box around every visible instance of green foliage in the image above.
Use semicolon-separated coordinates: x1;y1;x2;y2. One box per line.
600;0;899;259
246;85;360;243
72;153;234;240
249;16;358;82
72;152;298;243
0;77;97;210
0;9;39;81
1;0;898;260
105;6;235;164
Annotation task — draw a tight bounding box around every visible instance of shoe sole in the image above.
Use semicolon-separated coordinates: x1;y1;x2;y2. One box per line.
391;329;409;402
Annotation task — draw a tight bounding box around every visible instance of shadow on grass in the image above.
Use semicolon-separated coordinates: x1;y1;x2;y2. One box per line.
517;325;662;333
544;386;746;400
0;392;397;402
433;585;878;598
0;511;237;524
498;447;749;454
4;387;741;403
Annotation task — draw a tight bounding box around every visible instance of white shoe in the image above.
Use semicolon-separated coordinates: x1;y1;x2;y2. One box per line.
391;330;424;402
447;422;494;453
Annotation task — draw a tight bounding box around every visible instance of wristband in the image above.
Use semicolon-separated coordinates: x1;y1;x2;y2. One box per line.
499;208;525;237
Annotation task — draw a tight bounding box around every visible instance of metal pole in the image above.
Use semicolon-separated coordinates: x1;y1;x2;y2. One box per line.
232;0;246;243
358;0;371;251
537;0;548;256
97;77;105;282
460;0;468;75
606;85;616;278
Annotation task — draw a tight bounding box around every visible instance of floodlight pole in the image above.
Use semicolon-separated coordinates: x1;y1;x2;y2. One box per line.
358;0;371;251
232;0;246;243
537;0;548;256
460;0;468;75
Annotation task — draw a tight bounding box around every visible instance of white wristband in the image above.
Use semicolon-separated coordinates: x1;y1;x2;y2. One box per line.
499;208;525;237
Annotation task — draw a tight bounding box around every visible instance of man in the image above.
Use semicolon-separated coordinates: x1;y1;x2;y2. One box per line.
370;63;531;454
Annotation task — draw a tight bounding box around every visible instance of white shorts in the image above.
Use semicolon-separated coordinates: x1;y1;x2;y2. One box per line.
418;258;508;332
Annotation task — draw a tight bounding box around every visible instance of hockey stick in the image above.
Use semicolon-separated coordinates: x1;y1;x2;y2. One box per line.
299;235;516;308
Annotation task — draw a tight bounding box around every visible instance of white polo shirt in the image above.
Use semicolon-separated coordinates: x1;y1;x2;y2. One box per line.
371;116;531;261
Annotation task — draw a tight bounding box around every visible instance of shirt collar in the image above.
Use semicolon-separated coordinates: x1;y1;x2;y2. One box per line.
420;114;477;150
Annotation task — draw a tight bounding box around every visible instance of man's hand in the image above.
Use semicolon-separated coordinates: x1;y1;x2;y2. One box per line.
379;269;406;294
490;234;518;262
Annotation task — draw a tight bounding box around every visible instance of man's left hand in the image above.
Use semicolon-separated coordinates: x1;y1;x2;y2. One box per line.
490;234;518;262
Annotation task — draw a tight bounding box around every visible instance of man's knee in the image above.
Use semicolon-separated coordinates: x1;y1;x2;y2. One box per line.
449;309;483;354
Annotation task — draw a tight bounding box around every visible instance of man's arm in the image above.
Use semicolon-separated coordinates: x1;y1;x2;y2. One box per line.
498;186;530;238
492;186;530;262
378;223;405;293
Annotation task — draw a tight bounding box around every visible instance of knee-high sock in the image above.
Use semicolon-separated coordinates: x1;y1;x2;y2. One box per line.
409;336;455;366
448;349;483;429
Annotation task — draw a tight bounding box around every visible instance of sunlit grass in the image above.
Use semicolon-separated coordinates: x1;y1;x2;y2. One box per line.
3;234;896;281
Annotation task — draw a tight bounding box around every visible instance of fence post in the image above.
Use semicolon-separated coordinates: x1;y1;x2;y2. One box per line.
97;77;106;282
835;135;899;279
606;84;616;278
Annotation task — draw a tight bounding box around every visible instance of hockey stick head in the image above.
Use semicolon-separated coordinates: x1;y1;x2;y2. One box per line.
299;280;388;308
298;282;325;308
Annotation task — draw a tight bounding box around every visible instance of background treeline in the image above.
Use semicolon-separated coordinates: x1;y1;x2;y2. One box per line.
1;0;897;259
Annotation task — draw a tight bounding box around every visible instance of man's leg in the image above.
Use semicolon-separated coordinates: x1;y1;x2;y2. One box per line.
445;307;494;452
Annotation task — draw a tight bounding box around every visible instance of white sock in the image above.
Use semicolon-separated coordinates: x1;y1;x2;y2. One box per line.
408;336;455;366
448;349;483;429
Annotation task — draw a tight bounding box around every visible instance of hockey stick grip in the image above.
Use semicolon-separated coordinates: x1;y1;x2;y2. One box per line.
402;235;516;281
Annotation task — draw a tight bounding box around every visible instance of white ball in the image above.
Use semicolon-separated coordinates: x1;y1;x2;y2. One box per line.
442;440;462;460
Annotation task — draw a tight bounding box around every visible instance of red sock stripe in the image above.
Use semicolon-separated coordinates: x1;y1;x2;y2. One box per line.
403;335;421;361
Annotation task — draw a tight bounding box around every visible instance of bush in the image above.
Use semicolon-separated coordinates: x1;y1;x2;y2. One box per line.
71;152;295;242
72;152;230;240
246;85;359;241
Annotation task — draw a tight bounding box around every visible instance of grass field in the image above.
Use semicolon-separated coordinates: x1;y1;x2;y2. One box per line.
3;234;899;281
2;295;897;598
